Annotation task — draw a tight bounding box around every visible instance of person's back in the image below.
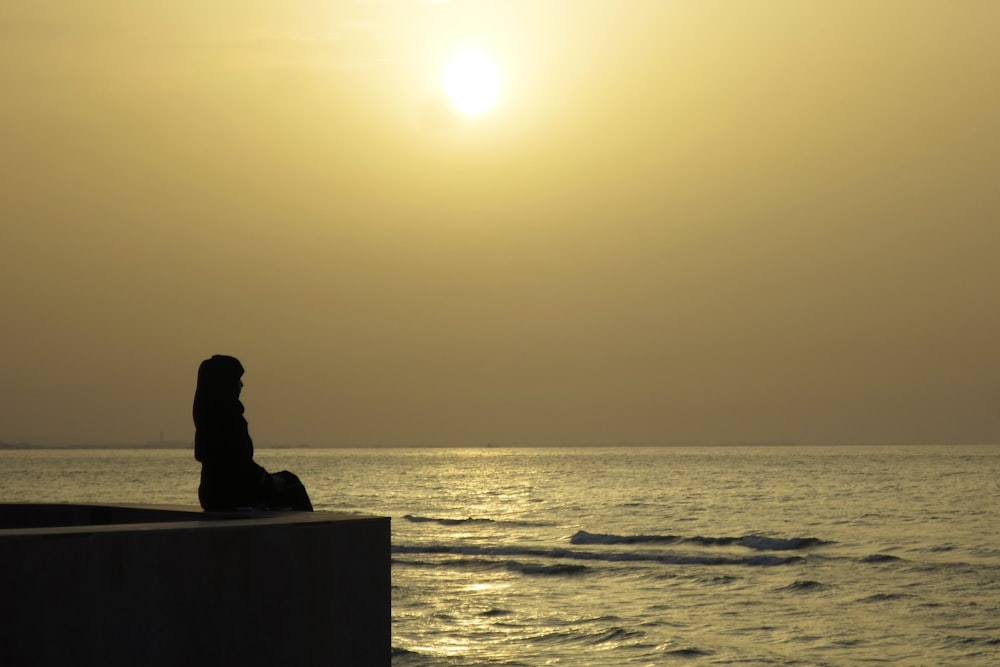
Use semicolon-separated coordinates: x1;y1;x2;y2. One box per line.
193;355;312;511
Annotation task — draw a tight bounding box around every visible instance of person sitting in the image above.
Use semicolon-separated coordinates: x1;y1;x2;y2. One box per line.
193;354;313;511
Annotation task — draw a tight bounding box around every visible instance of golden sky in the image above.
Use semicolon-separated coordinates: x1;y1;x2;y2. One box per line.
2;1;998;446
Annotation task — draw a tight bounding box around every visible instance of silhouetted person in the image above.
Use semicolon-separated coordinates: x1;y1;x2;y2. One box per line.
193;355;313;511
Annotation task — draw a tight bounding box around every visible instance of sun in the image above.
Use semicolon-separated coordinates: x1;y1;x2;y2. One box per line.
441;49;501;115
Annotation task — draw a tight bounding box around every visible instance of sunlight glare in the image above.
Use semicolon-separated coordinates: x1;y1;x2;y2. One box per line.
442;49;501;115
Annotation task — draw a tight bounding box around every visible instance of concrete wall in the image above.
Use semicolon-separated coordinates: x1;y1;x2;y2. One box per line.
0;504;390;667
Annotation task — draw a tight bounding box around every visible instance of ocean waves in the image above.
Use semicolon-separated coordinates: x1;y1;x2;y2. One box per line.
570;530;830;551
526;626;646;647
393;555;592;576
392;542;803;569
391;528;835;575
402;514;546;527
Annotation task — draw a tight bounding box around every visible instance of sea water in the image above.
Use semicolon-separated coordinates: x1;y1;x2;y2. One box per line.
2;445;999;666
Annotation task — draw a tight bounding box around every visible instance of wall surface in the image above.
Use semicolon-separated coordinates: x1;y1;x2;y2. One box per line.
0;504;390;667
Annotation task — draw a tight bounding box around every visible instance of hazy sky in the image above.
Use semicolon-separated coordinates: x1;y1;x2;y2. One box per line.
2;1;998;446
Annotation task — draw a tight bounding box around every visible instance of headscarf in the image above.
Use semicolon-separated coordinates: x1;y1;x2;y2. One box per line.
193;355;249;463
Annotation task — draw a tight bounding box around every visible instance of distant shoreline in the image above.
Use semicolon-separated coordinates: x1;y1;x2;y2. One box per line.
1;441;997;450
0;442;194;450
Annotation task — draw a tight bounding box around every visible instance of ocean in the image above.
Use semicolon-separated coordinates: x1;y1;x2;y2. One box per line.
3;445;999;666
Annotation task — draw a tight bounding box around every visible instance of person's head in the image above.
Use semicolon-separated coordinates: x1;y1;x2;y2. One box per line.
193;355;245;424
